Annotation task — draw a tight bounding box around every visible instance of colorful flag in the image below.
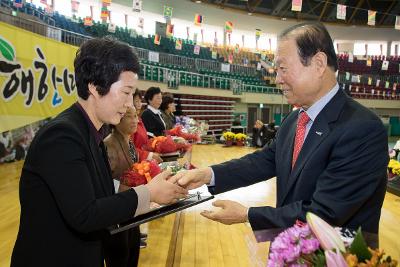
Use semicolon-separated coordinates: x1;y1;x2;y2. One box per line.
255;28;261;40
368;77;372;85
336;4;346;20
154;34;160;45
382;60;389;71
84;16;93;26
194;45;200;55
368;10;376;26
228;53;233;64
40;0;47;4
291;0;302;12
166;24;174;37
234;44;240;54
163;6;173;18
108;23;116;33
225;21;233;33
396;16;400;30
212;50;217;59
71;0;79;12
194;14;203;26
13;0;23;8
138;17;144;29
45;4;53;15
101;7;109;19
102;0;111;6
175;39;182;50
132;0;142;12
385;81;390;88
366;58;372;66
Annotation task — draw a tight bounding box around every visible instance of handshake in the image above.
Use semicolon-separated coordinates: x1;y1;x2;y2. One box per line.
145;167;249;225
144;167;212;205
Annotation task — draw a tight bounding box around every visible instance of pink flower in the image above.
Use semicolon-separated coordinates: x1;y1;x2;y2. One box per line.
300;237;320;254
325;250;347;267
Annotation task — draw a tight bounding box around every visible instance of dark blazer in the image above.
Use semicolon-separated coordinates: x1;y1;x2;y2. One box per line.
212;89;388;242
252;125;276;147
11;104;140;267
141;108;166;137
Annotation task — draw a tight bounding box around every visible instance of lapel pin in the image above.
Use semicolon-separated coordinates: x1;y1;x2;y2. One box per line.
315;131;323;136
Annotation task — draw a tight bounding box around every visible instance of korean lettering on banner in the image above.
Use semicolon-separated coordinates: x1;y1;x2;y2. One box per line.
1;22;77;130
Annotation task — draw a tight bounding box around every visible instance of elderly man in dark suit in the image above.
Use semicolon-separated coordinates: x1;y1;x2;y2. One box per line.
170;23;388;247
11;37;187;267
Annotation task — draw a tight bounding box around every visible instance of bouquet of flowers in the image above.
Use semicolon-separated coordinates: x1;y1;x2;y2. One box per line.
145;135;191;154
166;125;201;142
268;212;397;267
120;160;161;187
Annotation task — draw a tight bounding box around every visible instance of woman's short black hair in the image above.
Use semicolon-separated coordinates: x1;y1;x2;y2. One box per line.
279;22;338;71
160;94;174;111
144;87;161;104
74;37;140;100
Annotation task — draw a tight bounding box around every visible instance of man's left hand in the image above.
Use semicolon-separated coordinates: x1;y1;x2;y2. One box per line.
201;200;248;225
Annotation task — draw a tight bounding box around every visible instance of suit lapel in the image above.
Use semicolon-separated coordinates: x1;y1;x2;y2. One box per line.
279;114;297;193
279;89;347;204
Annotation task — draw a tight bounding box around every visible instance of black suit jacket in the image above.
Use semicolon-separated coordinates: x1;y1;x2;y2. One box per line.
11;104;140;267
141;108;166;137
212;89;388;238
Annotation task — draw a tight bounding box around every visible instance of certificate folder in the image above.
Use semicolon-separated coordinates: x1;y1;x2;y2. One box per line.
109;194;214;235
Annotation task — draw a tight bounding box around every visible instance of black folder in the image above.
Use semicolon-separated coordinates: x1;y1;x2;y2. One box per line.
108;193;214;235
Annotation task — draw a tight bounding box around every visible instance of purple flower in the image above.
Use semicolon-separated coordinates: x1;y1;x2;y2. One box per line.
300;237;320;254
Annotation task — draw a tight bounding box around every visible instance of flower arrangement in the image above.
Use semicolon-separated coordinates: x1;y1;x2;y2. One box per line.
388;159;400;176
145;135;191;154
268;212;397;267
223;131;236;141
166;125;201;142
120;160;161;187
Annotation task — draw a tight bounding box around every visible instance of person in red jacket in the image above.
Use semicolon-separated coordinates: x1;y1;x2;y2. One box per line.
130;89;163;163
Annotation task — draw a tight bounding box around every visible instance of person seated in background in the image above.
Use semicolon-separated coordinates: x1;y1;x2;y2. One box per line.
141;87;166;137
251;120;277;147
131;89;163;163
103;107;141;267
160;94;176;131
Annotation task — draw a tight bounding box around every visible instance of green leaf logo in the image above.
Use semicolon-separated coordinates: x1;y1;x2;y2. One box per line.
0;36;16;62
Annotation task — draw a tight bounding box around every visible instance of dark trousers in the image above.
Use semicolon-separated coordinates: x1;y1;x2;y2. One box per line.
104;226;140;267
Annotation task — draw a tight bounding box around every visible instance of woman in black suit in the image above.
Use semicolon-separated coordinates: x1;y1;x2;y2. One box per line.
141;87;166;137
11;38;187;267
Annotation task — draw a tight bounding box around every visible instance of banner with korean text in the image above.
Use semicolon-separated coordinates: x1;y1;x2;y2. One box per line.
0;22;78;132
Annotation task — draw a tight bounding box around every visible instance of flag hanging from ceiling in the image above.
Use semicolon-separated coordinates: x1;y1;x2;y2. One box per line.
166;24;174;37
194;45;200;55
84;16;93;26
366;58;372;67
193;33;198;43
212;50;217;59
40;0;47;5
225;21;233;33
163;6;173;18
382;60;389;71
132;0;142;12
71;0;79;12
102;0;111;6
138;17;144;29
13;0;23;8
194;14;203;26
214;31;218;46
395;16;400;30
154;34;161;45
291;0;302;12
368;10;376;26
234;44;240;54
255;28;261;40
336;4;346;20
101;7;109;20
175;39;182;50
228;53;233;64
108;23;116;33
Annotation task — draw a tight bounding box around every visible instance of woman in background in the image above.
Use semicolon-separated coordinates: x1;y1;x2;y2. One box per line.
160;94;176;131
104;107;141;267
131;89;163;163
141;87;166;137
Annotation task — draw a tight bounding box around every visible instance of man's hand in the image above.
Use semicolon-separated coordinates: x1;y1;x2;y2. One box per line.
146;169;188;205
201;200;248;225
168;167;212;190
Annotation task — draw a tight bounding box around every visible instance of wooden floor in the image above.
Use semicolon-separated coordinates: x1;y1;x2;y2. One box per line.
0;144;399;266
